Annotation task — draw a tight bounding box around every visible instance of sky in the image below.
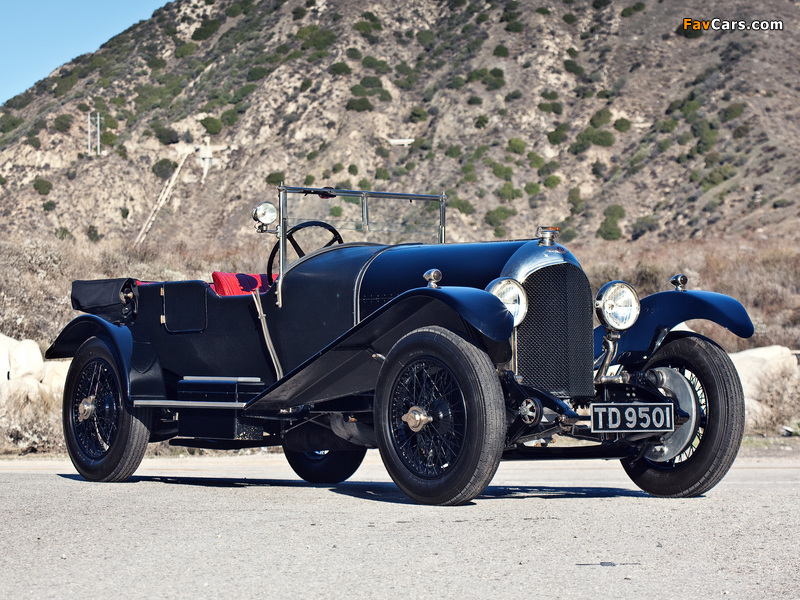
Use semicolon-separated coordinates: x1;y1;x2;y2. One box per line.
0;1;170;106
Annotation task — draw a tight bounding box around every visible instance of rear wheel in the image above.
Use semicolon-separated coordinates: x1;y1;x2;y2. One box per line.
622;334;745;497
284;448;367;484
374;327;505;506
63;337;151;482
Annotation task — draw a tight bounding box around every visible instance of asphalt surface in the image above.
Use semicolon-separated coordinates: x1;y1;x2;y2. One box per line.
1;448;798;599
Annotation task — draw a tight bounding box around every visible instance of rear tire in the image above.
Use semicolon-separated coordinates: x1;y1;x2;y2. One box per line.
284;448;367;484
374;327;505;506
622;334;745;497
63;337;151;482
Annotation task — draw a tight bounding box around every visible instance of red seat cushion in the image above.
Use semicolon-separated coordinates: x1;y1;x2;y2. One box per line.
211;272;270;296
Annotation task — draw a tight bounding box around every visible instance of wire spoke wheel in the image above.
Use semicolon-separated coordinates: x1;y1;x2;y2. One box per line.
389;358;467;478
621;334;744;498
63;337;151;482
375;327;505;506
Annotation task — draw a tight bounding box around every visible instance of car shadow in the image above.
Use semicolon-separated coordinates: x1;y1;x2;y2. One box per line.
57;474;644;502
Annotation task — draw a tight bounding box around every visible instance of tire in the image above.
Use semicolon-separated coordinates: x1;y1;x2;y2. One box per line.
374;327;506;506
621;334;745;497
63;337;151;482
284;448;367;484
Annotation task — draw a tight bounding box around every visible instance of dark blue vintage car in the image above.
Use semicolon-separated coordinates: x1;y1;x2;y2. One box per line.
47;185;754;505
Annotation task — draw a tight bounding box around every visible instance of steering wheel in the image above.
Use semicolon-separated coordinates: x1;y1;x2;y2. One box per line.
267;220;344;285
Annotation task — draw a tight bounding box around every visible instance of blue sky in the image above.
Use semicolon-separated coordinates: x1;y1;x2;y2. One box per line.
0;1;169;105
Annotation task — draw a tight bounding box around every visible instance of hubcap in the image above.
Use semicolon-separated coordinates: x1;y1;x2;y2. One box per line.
401;406;434;432
77;396;96;423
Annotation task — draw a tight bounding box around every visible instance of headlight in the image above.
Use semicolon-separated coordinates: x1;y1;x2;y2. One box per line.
595;281;640;331
252;201;278;225
487;278;528;327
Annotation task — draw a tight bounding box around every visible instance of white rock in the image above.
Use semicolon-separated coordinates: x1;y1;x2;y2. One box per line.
0;332;19;381
729;345;798;401
41;360;71;412
8;339;45;381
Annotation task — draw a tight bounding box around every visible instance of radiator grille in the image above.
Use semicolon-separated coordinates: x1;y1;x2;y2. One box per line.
516;263;595;398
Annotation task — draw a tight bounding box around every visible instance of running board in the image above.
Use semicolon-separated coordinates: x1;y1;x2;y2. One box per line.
133;400;247;409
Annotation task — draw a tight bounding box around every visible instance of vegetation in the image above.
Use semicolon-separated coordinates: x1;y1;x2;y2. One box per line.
33;178;52;196
266;172;285;185
152;159;177;180
597;205;625;240
200;116;222;134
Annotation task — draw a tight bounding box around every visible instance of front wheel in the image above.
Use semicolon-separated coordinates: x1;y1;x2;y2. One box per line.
284;448;367;484
374;327;506;506
63;337;151;482
622;334;745;497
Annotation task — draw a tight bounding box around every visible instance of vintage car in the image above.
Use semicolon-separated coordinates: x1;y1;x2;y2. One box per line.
46;185;754;505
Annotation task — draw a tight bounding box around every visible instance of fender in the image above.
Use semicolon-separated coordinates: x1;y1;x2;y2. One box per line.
246;286;513;411
593;290;754;366
44;314;134;402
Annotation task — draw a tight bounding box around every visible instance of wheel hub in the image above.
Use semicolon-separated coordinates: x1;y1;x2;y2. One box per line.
77;396;96;423
401;406;433;432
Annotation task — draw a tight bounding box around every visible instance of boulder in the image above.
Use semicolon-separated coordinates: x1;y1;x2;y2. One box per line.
0;332;18;381
729;345;798;401
8;339;44;381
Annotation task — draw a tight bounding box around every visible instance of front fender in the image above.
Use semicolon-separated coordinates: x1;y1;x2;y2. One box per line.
594;290;753;365
246;286;512;411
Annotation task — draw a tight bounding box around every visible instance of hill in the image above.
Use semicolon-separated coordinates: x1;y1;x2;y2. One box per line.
0;0;798;348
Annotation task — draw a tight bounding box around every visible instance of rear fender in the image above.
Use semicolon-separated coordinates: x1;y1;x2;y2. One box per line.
246;286;513;411
593;290;754;366
45;315;134;404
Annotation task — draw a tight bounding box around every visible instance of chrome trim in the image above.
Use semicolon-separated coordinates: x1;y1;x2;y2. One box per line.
133;400;248;409
182;376;262;383
277;186;288;308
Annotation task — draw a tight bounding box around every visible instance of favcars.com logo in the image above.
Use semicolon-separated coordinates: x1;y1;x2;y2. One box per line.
682;18;784;32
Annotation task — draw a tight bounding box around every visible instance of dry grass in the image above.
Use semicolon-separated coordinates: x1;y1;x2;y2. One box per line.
753;365;800;433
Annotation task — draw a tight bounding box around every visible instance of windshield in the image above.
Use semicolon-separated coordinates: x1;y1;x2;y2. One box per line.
280;186;446;246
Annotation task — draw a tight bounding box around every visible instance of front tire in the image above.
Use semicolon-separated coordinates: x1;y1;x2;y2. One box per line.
284;448;367;484
63;337;151;482
374;327;505;506
622;334;745;497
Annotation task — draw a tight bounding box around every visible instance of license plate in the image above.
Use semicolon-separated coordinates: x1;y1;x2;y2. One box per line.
590;403;675;433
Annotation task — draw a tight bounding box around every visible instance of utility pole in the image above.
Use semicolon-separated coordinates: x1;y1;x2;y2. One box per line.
87;111;101;156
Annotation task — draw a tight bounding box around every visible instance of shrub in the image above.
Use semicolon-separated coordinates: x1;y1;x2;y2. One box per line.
153;123;179;145
329;62;351;75
0;113;23;133
631;215;659;239
27;136;41;149
152;159;177;180
247;66;269;81
330;206;343;217
445;145;462;158
226;3;242;17
266;172;285;185
563;13;576;24
221;109;238;126
361;75;382;89
348;164;358;175
42;200;56;212
332;163;344;173
614;118;631;132
590;108;612;128
304;175;315;185
592;130;615;147
485;206;516;227
449;196;475;215
346;47;362;60
497;182;522;201
528;152;545;169
192;19;221;41
100;131;117;146
416;30;435;49
33;177;52;195
721;103;745;122
524;182;540;196
539;161;559;177
568;187;585;214
597;204;625;240
175;43;197;58
346;97;374;111
77;102;91;113
409;106;428;122
505;90;522;102
475;115;488;128
543;175;561;189
86;225;103;243
358;178;371;190
362;56;390;73
292;6;307;19
507;138;526;154
535;7;550;15
375;167;390;180
494;44;509;57
564;60;584;75
53;114;72;133
547;123;569;145
492;163;514;181
200;116;222;134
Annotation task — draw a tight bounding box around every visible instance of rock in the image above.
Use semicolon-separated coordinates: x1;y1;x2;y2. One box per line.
8;339;44;381
0;332;19;381
41;360;71;412
729;346;798;401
